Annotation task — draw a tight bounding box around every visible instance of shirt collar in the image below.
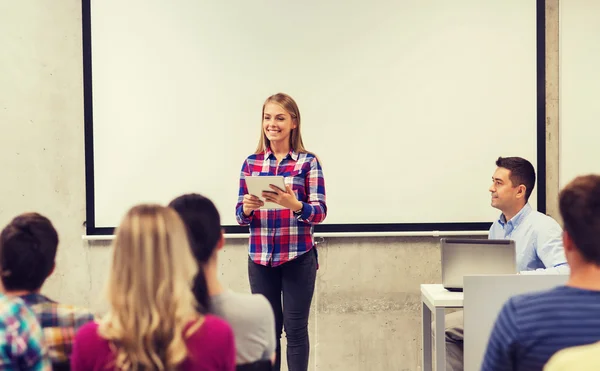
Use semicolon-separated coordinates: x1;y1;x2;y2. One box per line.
264;147;298;161
18;293;54;306
498;203;532;227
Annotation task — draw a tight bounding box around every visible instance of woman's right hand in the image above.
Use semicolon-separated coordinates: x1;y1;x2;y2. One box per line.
242;194;264;216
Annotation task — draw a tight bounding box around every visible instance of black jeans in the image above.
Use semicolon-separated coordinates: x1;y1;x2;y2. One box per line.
248;248;317;371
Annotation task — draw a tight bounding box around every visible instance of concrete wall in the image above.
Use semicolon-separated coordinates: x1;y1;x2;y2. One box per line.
0;1;559;370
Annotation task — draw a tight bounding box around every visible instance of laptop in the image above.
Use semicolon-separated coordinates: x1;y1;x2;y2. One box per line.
441;238;517;292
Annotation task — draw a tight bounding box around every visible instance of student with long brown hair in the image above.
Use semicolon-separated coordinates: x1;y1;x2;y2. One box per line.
235;93;327;371
71;204;236;371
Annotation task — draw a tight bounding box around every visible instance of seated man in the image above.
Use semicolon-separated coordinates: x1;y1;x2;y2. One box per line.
169;194;276;367
0;294;51;370
444;157;568;370
0;213;95;369
488;157;567;274
481;174;600;370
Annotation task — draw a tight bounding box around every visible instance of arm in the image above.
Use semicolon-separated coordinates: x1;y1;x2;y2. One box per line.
296;156;327;224
524;219;569;275
235;159;254;225
481;299;520;371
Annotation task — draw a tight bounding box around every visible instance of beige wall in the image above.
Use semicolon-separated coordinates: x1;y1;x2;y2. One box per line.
0;1;560;370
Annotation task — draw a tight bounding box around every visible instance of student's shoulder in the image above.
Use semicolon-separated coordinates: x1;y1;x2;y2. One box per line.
244;153;265;162
201;314;234;333
530;210;562;230
74;321;102;346
227;291;269;303
230;292;271;312
217;292;273;324
188;315;234;347
76;320;99;334
217;291;269;311
37;301;95;324
0;295;37;330
506;286;567;313
298;152;319;163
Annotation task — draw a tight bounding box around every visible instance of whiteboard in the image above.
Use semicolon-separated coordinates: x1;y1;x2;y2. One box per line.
84;0;540;232
559;0;600;188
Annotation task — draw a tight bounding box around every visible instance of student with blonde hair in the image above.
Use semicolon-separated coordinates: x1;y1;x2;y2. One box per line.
236;93;327;371
71;204;236;371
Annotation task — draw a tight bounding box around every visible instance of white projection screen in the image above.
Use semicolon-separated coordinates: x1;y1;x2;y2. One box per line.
559;0;600;188
83;0;545;234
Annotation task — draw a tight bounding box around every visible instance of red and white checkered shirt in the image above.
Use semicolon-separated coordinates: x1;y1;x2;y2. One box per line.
236;148;327;266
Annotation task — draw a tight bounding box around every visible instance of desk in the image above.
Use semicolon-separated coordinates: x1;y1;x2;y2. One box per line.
421;284;464;371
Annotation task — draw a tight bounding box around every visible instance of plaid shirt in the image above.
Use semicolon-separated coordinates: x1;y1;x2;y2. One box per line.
19;294;94;365
0;294;51;370
236;149;327;266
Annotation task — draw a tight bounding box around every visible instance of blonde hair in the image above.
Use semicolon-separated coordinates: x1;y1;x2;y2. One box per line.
99;204;200;371
255;93;310;154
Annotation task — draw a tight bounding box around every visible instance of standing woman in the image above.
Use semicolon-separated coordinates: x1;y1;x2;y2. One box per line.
71;205;236;371
235;93;327;371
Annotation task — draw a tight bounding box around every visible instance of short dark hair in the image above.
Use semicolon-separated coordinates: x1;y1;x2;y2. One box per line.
169;194;222;313
0;213;58;291
559;175;600;266
495;156;536;202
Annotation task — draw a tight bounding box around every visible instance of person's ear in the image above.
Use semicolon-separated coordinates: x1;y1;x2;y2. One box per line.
516;185;527;199
217;229;225;251
563;230;575;254
48;262;56;278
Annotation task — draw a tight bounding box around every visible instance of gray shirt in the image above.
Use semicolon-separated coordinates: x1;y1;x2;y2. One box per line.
211;290;276;364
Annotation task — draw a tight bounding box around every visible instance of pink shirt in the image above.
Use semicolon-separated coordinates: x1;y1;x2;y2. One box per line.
71;315;235;371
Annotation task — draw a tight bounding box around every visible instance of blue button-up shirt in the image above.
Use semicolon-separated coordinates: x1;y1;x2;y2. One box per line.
489;203;569;274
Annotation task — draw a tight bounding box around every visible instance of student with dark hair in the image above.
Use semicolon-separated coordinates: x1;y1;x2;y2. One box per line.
0;212;94;369
443;157;568;371
170;194;276;368
488;157;567;273
482;174;600;370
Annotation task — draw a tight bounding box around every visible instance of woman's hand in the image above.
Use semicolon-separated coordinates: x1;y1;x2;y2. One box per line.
242;194;264;216
262;185;303;211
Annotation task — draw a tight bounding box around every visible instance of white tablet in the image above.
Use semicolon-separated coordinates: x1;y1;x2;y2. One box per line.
244;175;288;209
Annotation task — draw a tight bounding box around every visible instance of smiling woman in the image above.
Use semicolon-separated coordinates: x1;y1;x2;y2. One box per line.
234;93;326;371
